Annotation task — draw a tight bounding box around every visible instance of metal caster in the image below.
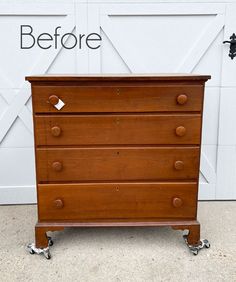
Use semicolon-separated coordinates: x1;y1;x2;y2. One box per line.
26;235;53;259
27;243;51;259
47;236;53;246
183;233;210;255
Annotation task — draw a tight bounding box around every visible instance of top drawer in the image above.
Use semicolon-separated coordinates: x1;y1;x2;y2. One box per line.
32;86;203;113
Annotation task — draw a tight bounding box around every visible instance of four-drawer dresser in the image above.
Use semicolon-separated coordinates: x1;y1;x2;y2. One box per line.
26;74;211;259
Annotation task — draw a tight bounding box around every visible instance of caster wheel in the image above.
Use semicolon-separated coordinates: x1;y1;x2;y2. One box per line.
46;254;51;260
48;238;53;247
190;247;199;255
44;252;51;260
203;239;210;248
29;249;35;254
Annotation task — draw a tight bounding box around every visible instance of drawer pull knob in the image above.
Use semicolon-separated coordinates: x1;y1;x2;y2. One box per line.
172;197;183;208
177;94;188;105
51;126;61;137
49;95;59;105
175;126;186;137
53;199;64;209
49;95;65;110
52;161;63;171
174;161;184;170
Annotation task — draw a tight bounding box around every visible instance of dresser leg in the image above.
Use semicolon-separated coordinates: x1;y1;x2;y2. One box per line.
27;224;64;259
172;222;200;245
184;224;201;246
172;222;210;255
35;226;50;248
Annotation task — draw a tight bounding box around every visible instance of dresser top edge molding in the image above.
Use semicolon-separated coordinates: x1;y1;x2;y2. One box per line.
25;73;211;83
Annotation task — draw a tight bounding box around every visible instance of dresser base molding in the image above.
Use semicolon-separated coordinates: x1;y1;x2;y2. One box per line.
27;220;210;258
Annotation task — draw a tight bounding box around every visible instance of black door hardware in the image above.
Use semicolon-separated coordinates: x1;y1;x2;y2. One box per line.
223;33;236;60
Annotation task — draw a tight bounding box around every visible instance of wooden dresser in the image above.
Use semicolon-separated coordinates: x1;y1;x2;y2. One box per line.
26;74;211;259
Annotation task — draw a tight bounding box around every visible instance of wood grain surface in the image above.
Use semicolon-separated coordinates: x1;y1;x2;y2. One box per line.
32;86;203;113
36;147;200;182
35;114;201;146
38;182;197;221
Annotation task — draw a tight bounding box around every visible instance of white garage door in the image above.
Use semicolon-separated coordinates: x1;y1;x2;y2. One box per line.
0;1;235;204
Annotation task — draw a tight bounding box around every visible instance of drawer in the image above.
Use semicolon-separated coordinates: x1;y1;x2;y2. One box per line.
35;114;202;146
36;147;200;182
38;182;197;221
32;86;203;113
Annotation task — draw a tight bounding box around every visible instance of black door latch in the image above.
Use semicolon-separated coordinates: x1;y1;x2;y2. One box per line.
223;33;236;60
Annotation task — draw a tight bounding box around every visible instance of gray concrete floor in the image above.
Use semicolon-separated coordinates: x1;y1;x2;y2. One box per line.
0;202;235;282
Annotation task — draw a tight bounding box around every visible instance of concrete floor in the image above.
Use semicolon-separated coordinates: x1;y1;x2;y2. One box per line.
0;202;235;282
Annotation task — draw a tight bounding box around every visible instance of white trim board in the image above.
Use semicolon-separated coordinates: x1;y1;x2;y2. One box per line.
0;186;36;205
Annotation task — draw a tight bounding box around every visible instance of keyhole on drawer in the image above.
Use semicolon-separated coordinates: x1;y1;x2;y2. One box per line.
116;187;119;192
116;89;120;95
116;118;120;125
117;151;120;155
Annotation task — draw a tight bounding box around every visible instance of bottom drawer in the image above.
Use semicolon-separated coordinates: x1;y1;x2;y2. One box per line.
38;183;197;221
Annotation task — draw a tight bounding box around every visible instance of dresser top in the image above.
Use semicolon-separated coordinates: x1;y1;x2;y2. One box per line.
26;73;211;82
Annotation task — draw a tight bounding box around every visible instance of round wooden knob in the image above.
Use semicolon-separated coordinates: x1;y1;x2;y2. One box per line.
53;199;64;209
177;94;188;105
49;95;59;105
175;126;186;137
174;161;184;170
52;161;63;171
51;126;61;137
172;197;183;208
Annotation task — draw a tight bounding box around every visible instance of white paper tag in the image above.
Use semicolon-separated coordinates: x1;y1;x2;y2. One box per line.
54;99;65;110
